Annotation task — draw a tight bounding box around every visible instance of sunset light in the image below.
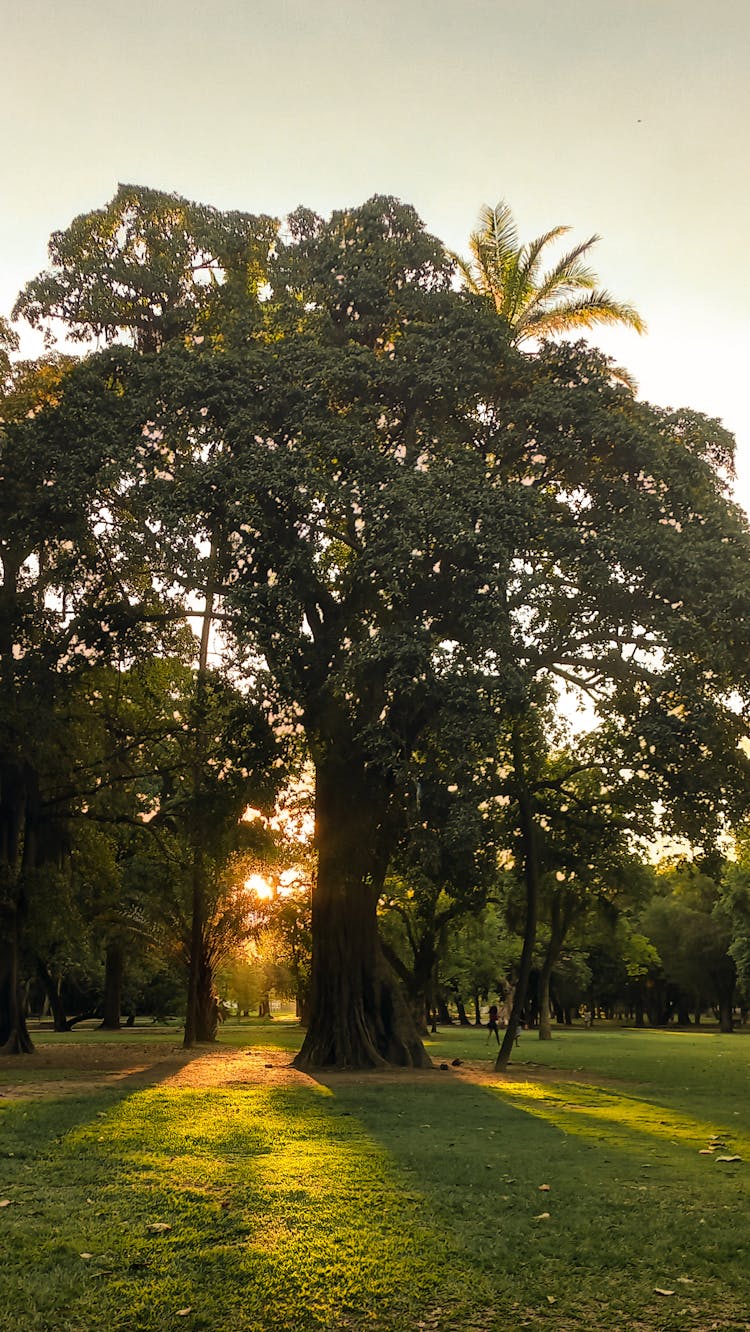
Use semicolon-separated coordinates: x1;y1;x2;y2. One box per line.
245;873;274;900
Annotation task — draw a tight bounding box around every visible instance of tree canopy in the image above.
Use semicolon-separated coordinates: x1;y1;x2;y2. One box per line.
3;185;750;1066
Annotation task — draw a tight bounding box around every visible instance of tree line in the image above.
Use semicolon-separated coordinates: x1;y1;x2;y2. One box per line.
2;185;750;1068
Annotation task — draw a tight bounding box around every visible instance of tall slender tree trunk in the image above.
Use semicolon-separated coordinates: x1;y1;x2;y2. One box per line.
195;950;219;1041
184;542;217;1050
36;958;68;1032
293;753;429;1070
0;765;34;1054
538;964;553;1041
99;940;124;1030
496;725;539;1073
539;899;567;1042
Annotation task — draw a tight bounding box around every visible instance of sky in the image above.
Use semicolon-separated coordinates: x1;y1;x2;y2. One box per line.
3;0;749;505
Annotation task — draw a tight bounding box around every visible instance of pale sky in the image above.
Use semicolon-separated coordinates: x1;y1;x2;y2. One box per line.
3;0;749;505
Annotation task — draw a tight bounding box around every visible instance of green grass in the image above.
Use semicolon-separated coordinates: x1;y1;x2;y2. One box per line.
2;1024;750;1330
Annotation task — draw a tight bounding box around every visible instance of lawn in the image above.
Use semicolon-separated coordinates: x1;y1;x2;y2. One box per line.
1;1022;749;1331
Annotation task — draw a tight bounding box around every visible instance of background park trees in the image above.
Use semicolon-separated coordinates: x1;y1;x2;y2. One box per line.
3;185;750;1065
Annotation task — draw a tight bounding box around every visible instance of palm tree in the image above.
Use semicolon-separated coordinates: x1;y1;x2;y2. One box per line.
455;200;646;346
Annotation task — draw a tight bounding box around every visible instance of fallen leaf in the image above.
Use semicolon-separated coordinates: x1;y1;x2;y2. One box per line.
677;1277;695;1285
534;1212;551;1220
698;1149;714;1155
654;1288;674;1297
546;1294;557;1304
539;1184;550;1191
147;1222;172;1233
0;1200;11;1208
715;1155;742;1163
177;1309;192;1318
80;1253;93;1260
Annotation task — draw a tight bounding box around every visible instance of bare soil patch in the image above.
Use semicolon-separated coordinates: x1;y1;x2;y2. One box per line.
0;1042;634;1101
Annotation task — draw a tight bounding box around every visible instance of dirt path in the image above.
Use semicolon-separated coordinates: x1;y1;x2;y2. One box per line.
0;1038;616;1101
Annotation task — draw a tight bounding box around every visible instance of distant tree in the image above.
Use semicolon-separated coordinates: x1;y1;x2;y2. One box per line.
721;838;750;1001
0;354;178;1052
642;864;736;1030
441;902;517;1026
380;688;509;1030
527;748;651;1039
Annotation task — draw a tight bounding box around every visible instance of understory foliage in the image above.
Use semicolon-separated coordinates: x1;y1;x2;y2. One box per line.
2;185;750;1063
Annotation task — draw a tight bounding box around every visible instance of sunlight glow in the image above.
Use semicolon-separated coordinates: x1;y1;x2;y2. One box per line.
245;873;274;900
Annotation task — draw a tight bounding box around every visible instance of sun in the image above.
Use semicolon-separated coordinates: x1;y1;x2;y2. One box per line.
245;873;274;900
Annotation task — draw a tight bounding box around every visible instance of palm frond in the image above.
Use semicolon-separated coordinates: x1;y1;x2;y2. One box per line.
474;201;519;262
517;289;647;342
607;362;639;393
525;236;602;310
517;225;571;288
466;233;504;302
449;250;482;296
461;197;645;348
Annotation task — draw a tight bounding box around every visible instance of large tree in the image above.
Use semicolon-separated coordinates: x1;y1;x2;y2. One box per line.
15;188;750;1074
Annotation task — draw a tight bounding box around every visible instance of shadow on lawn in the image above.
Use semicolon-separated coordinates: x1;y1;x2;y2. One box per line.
305;1063;750;1329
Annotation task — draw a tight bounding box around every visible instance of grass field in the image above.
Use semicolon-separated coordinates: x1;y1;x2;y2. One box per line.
1;1021;749;1331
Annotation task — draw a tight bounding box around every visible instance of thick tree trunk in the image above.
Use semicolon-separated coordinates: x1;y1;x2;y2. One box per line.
99;940;124;1030
294;756;429;1071
454;994;471;1026
718;996;734;1034
0;929;34;1054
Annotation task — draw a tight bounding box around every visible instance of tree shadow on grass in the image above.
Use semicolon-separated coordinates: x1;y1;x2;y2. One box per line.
308;1066;750;1330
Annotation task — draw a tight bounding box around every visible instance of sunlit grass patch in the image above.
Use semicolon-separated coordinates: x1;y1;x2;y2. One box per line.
493;1073;750;1158
1;1082;452;1331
